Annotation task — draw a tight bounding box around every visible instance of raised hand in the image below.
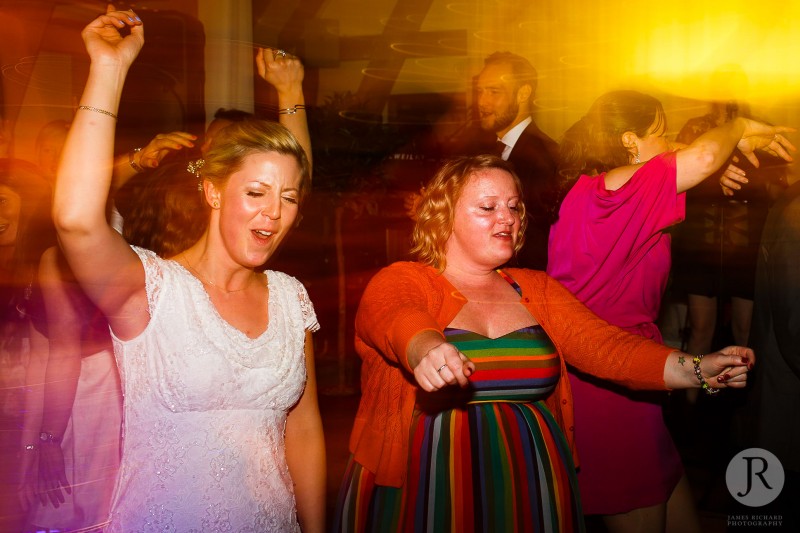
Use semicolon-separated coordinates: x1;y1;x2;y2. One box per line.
255;47;305;97
81;5;144;68
736;118;796;168
135;131;197;170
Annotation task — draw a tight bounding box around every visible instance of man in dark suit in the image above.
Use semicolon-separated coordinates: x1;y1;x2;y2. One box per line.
453;52;559;270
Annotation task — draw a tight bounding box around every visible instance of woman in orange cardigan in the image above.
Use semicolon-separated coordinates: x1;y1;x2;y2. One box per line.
333;155;753;533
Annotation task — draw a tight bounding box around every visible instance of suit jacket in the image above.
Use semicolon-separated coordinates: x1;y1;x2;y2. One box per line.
743;180;800;473
506;124;559;270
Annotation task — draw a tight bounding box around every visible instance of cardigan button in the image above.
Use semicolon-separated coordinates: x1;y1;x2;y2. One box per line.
569;426;574;432
523;297;530;302
562;399;567;405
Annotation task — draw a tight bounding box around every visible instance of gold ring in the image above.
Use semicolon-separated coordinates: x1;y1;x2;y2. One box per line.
436;364;447;373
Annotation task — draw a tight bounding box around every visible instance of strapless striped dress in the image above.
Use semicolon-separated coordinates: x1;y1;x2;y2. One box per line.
335;325;584;532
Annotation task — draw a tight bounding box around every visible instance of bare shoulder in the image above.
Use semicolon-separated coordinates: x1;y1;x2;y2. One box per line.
603;165;638;191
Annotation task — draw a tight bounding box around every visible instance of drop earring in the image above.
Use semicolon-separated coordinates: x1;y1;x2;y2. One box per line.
634;147;641;164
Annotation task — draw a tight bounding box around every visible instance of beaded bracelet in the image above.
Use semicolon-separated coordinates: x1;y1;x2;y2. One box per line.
78;105;118;120
278;104;306;115
693;354;720;396
129;147;145;173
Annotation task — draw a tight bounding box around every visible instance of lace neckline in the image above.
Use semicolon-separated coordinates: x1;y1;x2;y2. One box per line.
171;259;272;342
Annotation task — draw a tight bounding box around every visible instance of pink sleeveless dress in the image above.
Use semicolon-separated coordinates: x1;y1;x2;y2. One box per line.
547;152;686;514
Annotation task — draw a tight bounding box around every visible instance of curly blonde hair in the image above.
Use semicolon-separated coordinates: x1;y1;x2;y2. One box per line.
410;155;527;270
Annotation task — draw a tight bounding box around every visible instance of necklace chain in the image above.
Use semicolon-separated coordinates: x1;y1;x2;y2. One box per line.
182;253;253;294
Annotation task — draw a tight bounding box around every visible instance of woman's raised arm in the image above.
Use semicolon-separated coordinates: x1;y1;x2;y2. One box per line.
675;117;795;193
52;8;148;339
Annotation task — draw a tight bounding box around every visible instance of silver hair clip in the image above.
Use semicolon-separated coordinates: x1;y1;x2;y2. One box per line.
187;158;205;190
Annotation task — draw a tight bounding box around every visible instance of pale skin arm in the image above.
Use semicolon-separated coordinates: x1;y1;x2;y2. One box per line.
408;329;753;393
663;346;754;391
52;7;149;340
604;117;795;192
17;323;49;512
674;117;795;193
35;247;82;508
285;332;326;533
255;48;312;171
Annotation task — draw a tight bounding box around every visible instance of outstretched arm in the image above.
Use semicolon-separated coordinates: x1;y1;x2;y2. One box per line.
285;332;326;533
52;7;148;340
675;117;795;193
256;48;312;172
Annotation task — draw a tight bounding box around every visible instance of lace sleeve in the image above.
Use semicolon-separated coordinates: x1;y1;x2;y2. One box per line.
131;246;165;318
286;275;319;333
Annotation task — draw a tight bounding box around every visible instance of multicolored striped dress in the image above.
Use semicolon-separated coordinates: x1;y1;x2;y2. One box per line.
335;323;584;532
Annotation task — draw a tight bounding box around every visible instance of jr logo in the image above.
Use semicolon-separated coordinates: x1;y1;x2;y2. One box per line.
726;448;785;507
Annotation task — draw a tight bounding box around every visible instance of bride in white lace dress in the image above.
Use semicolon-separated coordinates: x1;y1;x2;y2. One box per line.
52;7;325;532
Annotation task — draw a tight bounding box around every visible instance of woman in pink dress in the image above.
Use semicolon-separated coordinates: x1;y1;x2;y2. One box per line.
546;90;794;532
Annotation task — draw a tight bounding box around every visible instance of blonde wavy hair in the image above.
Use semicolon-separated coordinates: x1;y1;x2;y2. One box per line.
202;118;311;204
410;155;527;270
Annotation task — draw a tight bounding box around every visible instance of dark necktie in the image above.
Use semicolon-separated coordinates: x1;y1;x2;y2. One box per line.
493;140;507;158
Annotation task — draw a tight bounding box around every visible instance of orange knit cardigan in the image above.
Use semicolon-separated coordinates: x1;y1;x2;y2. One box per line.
349;262;674;488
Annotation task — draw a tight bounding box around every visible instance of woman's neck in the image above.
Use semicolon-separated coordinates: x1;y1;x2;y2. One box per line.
443;262;500;289
180;240;259;294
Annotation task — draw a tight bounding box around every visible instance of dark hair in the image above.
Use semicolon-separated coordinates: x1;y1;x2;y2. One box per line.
411;155;527;270
212;108;255;123
121;160;208;258
0;159;54;353
558;90;665;181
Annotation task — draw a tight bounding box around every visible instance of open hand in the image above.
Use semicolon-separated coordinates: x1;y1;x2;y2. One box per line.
37;442;70;508
737;118;796;168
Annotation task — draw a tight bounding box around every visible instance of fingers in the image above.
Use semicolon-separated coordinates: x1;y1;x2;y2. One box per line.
700;346;754;391
256;47;304;89
740;150;762;169
259;47;295;65
95;8;142;29
413;343;474;392
769;133;796;162
141;132;197;168
719;163;747;195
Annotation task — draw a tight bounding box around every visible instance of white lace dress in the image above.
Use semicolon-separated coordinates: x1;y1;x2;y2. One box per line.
106;247;319;533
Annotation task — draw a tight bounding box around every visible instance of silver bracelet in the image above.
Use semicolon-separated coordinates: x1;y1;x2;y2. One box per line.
278;104;306;115
78;105;118;120
129;148;145;173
